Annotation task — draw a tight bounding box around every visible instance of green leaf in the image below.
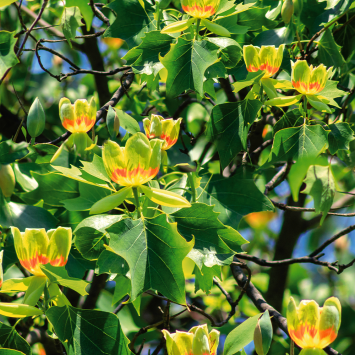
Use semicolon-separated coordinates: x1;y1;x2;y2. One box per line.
318;80;348;100
124;31;173;80
197;169;274;229
66;248;97;279
302;165;335;224
307;95;332;113
20;172;79;208
172;203;248;269
201;19;231;36
97;250;129;275
0;350;26;355
237;7;276;31
0;278;32;293
23;276;46;306
0;322;31;355
112;274;131;304
61;183;111;211
224;313;262;355
41;264;90;296
254;311;273;355
215;15;250;34
327;122;355;154
318;28;345;68
0;200;58;230
90;186;132;214
81;155;111;183
266;124;330;166
207;37;242;69
66;0;93;30
253;24;295;47
46;306;132;355
61;7;83;48
193;264;221;294
160;38;219;98
317;0;342;10
74;214;124;260
0;31;19;77
107;214;194;304
207;100;262;170
232;71;265;93
273;109;303;134
0;141;29;165
115;109;141;134
104;0;155;49
0;303;42;318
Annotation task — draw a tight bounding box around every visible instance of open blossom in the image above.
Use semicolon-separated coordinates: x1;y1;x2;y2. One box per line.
143;115;182;150
163;324;220;355
291;60;332;95
181;0;220;18
11;227;72;277
243;44;285;78
103;133;162;187
59;97;96;133
287;297;341;354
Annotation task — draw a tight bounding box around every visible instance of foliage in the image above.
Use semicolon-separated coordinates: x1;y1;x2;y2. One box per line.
1;0;355;354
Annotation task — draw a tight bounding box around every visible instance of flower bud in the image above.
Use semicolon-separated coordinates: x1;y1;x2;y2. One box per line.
254;311;272;355
293;0;303;16
107;106;120;139
27;97;46;138
0;164;15;197
281;0;294;24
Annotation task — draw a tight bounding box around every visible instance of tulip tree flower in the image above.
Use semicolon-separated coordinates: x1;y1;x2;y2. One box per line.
51;97;97;162
241;44;287;100
161;0;230;38
0;227;72;318
143;115;182;171
162;324;220;355
287;296;341;355
90;133;191;215
265;60;341;114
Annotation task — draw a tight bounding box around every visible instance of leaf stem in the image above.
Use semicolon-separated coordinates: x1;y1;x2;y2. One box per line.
30;137;36;145
195;18;201;41
133;187;142;218
187;173;196;203
303;96;308;120
156;7;161;30
290;340;295;355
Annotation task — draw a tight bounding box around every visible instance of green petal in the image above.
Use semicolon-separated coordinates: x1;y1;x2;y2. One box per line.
126;133;152;172
320;297;341;332
102;140;126;183
192;326;211;355
47;227;72;267
292;60;311;89
59;97;74;123
174;331;194;354
243;45;260;72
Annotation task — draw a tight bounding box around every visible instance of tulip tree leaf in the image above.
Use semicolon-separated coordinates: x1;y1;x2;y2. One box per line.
224;313;262;355
196;168;275;229
123;30;173;79
61;7;83;48
61;183;111;211
215;15;250;34
254;311;273;355
318;80;348;99
80;155;111;183
0;141;29;165
302;165;335;224
97;250;129;275
20;172;79;208
0;31;19;78
0;322;31;355
265;124;330;166
160;38;219;98
318;28;345;68
0;199;58;230
207;100;263;170
273;109;303;134
66;0;93;30
172;203;248;269
104;0;156;49
193;264;221;294
106;214;194;304
74;214;123;260
237;7;276;31
327;122;355;154
40;264;90;296
46;306;132;355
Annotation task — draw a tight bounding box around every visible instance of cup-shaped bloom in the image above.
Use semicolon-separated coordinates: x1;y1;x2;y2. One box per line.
181;0;220;18
287;297;341;352
291;61;332;95
11;227;72;277
103;133;162;187
163;324;220;355
243;44;285;78
59;97;96;133
143;115;182;150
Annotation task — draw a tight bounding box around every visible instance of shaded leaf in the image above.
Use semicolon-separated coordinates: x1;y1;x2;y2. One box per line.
318;28;345;67
61;7;82;48
0;141;28;165
327;122;355;154
0;322;31;355
0;31;19;78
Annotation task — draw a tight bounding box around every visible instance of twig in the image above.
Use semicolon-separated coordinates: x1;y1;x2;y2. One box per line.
113;295;130;314
264;162;292;195
309;224;355;257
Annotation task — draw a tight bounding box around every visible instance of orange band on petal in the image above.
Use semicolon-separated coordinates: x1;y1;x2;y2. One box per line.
161;133;178;150
62;116;95;133
50;255;67;267
111;164;159;186
182;4;216;17
20;252;49;276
